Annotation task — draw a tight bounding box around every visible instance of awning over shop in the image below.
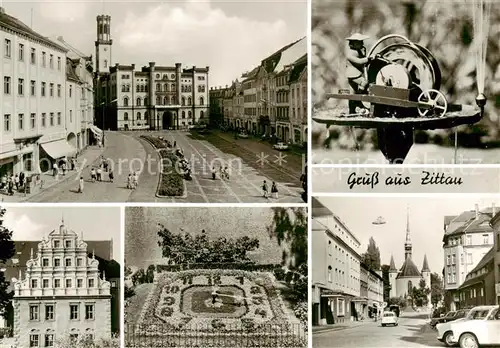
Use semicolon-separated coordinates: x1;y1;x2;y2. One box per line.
89;125;103;137
41;139;76;159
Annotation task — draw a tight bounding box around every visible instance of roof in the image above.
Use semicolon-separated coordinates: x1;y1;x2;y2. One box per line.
261;37;304;73
389;255;397;272
50;36;90;60
444;209;494;238
422;255;430;272
312;197;332;217
273;37;307;73
397;257;422;278
288;54;307;84
0;8;67;53
66;59;82;83
0;240;112;288
468;246;495;276
459;270;489;289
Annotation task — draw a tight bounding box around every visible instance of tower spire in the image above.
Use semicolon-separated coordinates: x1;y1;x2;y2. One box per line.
404;205;412;260
422;254;430;272
389;255;397;272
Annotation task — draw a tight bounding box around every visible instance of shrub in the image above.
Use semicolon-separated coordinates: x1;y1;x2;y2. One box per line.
293;302;307;326
156;150;184;197
55;335;120;348
140;135;167;149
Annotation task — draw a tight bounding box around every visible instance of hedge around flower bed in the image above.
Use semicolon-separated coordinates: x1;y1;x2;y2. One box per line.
140;136;185;197
155;263;282;273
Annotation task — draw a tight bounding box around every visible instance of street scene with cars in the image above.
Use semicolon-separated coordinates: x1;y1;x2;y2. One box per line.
311;197;500;348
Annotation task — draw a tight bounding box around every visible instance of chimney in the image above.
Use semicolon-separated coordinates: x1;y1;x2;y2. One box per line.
475;203;479;219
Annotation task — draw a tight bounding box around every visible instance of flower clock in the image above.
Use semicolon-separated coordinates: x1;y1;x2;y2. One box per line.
137;269;293;336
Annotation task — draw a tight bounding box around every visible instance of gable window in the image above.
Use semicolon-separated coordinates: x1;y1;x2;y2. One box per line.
54;258;60;267
76;258;83;266
66;279;72;288
49;54;53;69
57;56;61;70
42;279;49;288
136;97;141;106
65;240;72;248
42;258;49;267
54;279;61;288
44;334;54;347
77;279;83;288
88;278;95;288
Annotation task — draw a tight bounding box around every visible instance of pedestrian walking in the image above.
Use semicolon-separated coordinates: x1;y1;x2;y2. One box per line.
53;162;58;177
132;172;139;189
90;168;96;183
7;179;14;196
109;169;114;183
14;175;19;190
97;167;103;181
262;180;269;198
61;162;67;176
271;181;278;199
127;174;132;189
78;177;84;193
174;141;177;148
19;171;25;188
71;158;76;171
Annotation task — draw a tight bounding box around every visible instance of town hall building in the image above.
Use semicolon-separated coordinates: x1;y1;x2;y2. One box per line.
12;219;111;347
93;14;209;131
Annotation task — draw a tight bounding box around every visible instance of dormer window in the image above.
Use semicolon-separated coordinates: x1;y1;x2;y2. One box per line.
65;258;72;267
65;240;72;248
53;240;60;248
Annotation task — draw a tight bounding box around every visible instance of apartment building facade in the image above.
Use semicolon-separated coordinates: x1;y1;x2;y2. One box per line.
312;197;362;326
489;211;500;305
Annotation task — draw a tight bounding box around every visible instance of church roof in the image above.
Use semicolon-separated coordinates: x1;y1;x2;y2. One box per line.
422;255;430;272
397;257;422;279
389;255;397;272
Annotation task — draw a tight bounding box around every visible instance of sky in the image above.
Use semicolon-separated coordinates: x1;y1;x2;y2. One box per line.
315;197;500;275
125;206;284;270
1;0;307;87
2;206;121;261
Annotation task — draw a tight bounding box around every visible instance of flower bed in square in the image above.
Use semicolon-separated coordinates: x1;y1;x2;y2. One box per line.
131;269;306;347
140;135;185;197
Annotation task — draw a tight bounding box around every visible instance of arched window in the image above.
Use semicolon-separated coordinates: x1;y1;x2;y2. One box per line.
199;97;204;106
200;110;204;119
126;85;131;92
171;83;175;91
136;85;140;92
123;97;129;106
156;96;161;105
188;111;192;119
407;281;413;295
188;97;192;106
136;97;141;106
164;84;168;92
98;24;103;35
104;60;108;68
124;112;129;121
103;24;108;34
145;84;149;92
137;112;141;120
144;97;148;105
144;111;148;120
121;85;126;92
156;83;160;91
198;85;201;93
163;96;168;105
171;96;175;105
182;111;185;119
181;97;185;106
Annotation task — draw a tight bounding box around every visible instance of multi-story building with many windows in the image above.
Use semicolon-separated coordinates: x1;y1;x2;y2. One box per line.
0;7;83;178
443;204;496;310
311;197;363;326
12;219;111;347
93;14;209;131
489;210;500;305
209;37;307;145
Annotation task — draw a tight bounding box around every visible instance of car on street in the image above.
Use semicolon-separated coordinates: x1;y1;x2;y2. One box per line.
238;132;248;139
431;309;468;329
273;142;289;151
437;305;499;348
381;311;398;327
434;309;471;346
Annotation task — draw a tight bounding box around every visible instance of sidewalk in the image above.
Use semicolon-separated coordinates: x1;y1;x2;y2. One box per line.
0;146;105;203
312;319;375;334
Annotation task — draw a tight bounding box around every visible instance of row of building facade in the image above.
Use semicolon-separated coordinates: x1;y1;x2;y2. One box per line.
0;6;99;179
93;15;210;131
209;37;307;145
311;198;384;326
443;204;500;309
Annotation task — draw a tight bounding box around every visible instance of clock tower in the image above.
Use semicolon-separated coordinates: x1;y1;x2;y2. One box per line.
95;15;112;74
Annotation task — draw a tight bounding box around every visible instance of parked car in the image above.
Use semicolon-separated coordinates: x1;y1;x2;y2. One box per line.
431;309;468;329
437;305;499;348
434;309;470;346
381;311;398;327
238;132;248;139
273;142;289;151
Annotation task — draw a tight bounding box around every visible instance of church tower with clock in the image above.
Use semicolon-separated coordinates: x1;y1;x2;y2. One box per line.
95;15;112;74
